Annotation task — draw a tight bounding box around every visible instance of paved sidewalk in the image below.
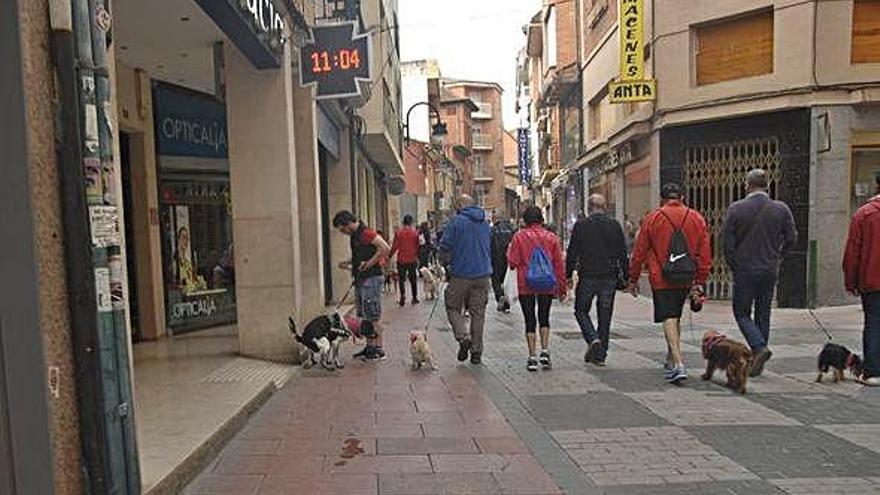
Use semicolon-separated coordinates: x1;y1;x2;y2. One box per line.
186;293;880;495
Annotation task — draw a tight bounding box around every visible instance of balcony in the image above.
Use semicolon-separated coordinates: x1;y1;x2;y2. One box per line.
471;102;493;120
472;134;494;151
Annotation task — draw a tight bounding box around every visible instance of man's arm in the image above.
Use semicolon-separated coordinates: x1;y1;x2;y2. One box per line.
613;221;628;276
695;216;713;287
565;222;581;278
628;217;650;284
389;233;400;259
437;221;457;265
722;206;738;272
842;214;863;294
780;204;798;256
361;235;391;272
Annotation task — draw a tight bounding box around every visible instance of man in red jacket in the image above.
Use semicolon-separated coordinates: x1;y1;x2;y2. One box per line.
390;215;421;306
627;183;712;383
843;175;880;386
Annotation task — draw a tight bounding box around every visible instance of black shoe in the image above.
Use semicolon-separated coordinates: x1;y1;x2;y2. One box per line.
412;298;420;304
457;340;472;362
364;347;387;362
352;346;370;359
398;299;405;307
527;357;538;372
584;340;600;364
470;353;482;365
539;350;551;370
749;348;772;377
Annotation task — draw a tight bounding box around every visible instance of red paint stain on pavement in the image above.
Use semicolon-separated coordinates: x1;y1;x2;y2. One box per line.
340;437;365;459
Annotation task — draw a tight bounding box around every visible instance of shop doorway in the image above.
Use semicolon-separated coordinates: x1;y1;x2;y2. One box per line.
119;131;142;341
319;146;334;306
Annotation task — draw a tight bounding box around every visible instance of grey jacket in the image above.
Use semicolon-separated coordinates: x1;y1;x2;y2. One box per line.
723;191;798;274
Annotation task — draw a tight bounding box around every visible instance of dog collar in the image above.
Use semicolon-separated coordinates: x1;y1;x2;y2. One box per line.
703;334;726;355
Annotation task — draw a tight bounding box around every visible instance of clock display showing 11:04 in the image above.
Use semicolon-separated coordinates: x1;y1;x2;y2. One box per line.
309;49;362;73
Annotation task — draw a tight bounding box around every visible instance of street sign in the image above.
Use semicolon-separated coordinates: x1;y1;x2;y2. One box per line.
517;128;531;185
300;22;372;100
610;0;656;103
609;80;656;103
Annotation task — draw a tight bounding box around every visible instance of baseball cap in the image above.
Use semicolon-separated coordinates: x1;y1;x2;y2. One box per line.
661;182;682;199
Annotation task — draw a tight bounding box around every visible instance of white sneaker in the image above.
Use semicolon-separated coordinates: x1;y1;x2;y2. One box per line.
860;375;880;387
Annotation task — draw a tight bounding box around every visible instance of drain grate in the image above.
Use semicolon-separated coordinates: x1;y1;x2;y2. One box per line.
201;358;294;388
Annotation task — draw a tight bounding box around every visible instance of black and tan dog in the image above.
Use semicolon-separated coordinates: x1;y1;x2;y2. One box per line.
288;312;355;370
702;330;752;394
816;342;863;383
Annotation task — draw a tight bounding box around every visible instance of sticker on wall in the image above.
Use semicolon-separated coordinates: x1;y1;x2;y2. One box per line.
108;254;125;310
84;156;104;204
89;205;120;248
95;267;112;313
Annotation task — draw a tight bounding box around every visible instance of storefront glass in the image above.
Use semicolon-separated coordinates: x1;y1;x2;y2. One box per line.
589;170;618;219
624;159;651;249
153;81;236;333
852;148;880;214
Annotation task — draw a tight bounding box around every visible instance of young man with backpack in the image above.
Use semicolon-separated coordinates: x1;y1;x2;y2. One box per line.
723;169;798;376
491;211;517;312
843;174;880;387
507;206;568;371
627;183;712;382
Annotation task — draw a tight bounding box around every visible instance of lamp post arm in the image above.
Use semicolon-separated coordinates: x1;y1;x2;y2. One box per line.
404;101;443;142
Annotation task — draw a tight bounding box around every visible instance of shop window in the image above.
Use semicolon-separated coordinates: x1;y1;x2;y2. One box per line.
694;9;774;86
545;5;558;68
473;155;485;177
853;0;880;63
561;89;582;166
852;148;880;214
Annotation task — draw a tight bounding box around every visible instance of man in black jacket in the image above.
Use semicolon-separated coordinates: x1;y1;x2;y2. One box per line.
490;211;516;312
723;169;797;377
567;194;628;365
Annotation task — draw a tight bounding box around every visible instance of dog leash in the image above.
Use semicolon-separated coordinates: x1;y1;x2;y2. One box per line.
422;281;447;333
807;308;834;341
335;280;357;310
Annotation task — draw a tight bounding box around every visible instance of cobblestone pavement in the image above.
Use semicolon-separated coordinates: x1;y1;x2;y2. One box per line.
186;292;880;494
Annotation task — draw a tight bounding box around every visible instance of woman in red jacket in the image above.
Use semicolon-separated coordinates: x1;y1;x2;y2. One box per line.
507;206;568;371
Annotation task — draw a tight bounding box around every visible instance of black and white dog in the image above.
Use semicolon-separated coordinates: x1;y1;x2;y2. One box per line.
288;312;353;370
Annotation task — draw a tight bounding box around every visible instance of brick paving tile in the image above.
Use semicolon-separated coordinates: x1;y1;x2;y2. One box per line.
278;437;377;455
814;424;880;454
473;436;529;454
430;453;542;473
376;437;478;455
378;472;502;495
627;389;802;426
770;477;880;494
322;454;433;474
375;410;464;425
328;423;425;439
223;439;280;456
258;473;377;495
184;474;264;494
212;454;324;476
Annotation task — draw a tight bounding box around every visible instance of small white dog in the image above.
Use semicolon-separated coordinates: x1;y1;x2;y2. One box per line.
409;331;437;370
420;266;438;300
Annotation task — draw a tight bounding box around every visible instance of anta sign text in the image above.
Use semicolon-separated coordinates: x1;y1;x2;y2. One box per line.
610;0;656;103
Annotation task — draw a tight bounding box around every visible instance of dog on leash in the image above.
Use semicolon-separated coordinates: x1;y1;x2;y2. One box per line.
816;342;863;383
420;266;438;300
288;312;355;370
701;330;752;394
409;331;437;370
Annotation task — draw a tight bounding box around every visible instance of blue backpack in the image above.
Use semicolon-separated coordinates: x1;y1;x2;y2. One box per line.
526;242;557;292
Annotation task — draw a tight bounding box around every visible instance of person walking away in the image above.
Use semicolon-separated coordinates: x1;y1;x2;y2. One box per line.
723;169;797;377
390;214;421;306
627;183;711;383
507;206;567;371
491;211;517;312
843;174;880;386
567;194;628;366
439;195;492;365
332;210;391;361
418;221;434;268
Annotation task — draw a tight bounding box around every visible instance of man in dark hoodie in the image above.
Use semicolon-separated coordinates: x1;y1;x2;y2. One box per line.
439;195;493;364
491;211;517;312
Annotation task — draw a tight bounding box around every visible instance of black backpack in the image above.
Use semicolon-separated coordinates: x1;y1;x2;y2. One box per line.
659;209;696;285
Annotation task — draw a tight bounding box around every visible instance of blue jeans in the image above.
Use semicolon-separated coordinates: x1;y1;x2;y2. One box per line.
356;275;384;322
732;271;777;351
575;277;617;361
863;292;880;378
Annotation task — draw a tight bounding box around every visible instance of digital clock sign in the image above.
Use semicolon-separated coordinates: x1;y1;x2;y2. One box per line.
300;22;372;100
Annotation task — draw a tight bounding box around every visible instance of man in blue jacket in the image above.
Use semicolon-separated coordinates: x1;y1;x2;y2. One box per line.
439;195;493;364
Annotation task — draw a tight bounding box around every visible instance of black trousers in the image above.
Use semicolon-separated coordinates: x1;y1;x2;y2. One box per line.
519;294;553;334
399;262;418;300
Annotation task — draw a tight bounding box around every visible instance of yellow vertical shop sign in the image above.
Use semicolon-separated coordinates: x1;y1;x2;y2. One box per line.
619;0;644;80
611;0;656;103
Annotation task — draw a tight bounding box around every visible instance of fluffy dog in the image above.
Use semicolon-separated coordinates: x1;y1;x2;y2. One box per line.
409;331;436;370
816;342;863;383
288;312;354;370
420;266;438;300
384;266;398;294
701;330;752;394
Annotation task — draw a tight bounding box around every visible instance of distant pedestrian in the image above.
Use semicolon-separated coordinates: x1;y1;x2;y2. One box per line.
490;211;517;312
333;210;391;361
627;183;711;383
439;195;492;365
723;169;798;377
390;214;421;306
418;221;434;268
507;206;567;371
843;174;880;387
567;194;628;366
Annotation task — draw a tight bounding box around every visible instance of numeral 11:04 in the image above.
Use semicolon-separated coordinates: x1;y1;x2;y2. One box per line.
310;49;361;73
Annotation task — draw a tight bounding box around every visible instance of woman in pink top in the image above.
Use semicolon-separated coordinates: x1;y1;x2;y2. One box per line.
507;206;568;371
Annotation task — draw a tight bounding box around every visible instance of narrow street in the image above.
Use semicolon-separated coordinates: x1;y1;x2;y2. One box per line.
186;294;880;495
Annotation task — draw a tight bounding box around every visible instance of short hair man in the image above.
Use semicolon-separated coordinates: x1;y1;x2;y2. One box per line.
627;183;712;383
843;174;880;386
722;169;797;376
490;211;517;312
332;210;391;361
567;194;628;366
390;214;421;306
439;195;493;365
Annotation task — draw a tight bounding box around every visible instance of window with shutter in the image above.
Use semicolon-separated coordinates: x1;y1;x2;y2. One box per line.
852;0;880;63
695;9;774;86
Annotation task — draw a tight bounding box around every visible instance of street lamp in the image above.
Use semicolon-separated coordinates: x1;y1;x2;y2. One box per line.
404;102;448;147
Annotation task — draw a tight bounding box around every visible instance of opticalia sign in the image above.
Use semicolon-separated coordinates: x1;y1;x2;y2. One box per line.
610;0;656;103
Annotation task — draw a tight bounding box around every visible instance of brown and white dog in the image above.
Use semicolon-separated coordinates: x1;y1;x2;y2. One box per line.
409;331;436;370
701;330;752;394
420;267;438;300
